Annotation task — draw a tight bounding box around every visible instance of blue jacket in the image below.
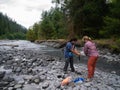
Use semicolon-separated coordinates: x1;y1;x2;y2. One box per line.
64;42;74;58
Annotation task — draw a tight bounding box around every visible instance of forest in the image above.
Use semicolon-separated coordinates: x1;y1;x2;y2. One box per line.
0;0;120;41
0;13;27;40
26;0;120;41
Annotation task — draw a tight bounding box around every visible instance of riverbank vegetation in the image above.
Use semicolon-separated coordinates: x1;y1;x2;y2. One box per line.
26;0;120;53
0;13;27;40
27;0;120;40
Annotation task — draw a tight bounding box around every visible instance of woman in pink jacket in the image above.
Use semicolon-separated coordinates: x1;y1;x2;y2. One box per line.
82;36;99;82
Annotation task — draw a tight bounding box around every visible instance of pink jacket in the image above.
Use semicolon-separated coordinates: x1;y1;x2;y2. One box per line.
84;41;99;57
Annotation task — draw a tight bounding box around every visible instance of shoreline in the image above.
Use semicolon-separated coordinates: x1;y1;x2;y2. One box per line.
0;49;120;90
35;39;120;76
35;39;120;54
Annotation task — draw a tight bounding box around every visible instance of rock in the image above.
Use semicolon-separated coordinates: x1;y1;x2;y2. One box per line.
73;85;81;90
91;87;98;90
0;81;9;87
22;84;40;90
97;85;108;90
54;81;61;88
34;79;40;84
23;75;33;80
39;75;46;82
3;76;14;82
31;75;41;84
82;85;89;90
16;88;22;90
116;88;120;90
8;87;14;90
107;86;115;90
27;68;33;73
9;82;16;87
14;84;22;89
84;82;91;87
16;67;22;72
42;82;49;89
18;80;25;85
111;71;116;74
0;71;5;79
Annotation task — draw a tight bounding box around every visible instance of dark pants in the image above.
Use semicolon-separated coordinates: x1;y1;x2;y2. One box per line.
63;57;75;72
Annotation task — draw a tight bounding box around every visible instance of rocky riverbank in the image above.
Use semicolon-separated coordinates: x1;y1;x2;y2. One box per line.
0;41;120;90
35;40;120;75
0;49;120;90
0;40;120;90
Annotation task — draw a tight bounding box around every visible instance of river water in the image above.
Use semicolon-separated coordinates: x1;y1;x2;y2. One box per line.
0;40;119;75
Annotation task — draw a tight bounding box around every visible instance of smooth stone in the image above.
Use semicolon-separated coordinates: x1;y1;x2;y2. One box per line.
8;87;14;90
22;84;40;90
14;84;22;89
42;82;49;89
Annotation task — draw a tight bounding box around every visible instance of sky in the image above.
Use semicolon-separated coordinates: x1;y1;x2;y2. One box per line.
0;0;54;28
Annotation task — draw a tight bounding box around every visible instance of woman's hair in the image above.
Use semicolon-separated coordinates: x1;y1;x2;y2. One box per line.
82;36;91;41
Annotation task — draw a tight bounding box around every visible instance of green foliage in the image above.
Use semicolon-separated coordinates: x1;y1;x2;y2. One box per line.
29;8;68;40
41;17;55;39
0;33;26;40
26;29;36;42
28;0;120;40
52;0;108;38
0;12;27;40
100;16;120;38
99;0;120;38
